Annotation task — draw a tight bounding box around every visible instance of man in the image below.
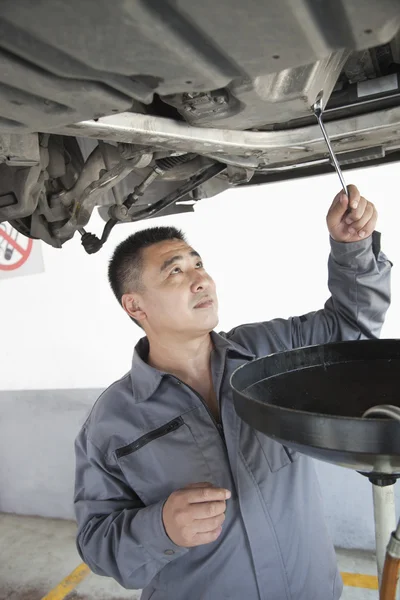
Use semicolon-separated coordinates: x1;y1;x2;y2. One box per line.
74;185;391;600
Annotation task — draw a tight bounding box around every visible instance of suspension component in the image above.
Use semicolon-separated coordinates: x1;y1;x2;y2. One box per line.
155;153;196;171
81;161;226;254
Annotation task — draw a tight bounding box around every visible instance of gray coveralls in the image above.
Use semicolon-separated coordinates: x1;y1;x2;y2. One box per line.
74;233;391;600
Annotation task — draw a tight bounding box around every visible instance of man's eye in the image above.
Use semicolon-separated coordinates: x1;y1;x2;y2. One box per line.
170;266;182;275
196;261;203;269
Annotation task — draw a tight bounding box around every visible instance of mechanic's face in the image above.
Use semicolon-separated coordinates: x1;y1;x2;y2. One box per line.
125;239;219;335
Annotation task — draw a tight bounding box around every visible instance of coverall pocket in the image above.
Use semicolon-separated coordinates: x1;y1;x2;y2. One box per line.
254;430;299;472
115;417;213;505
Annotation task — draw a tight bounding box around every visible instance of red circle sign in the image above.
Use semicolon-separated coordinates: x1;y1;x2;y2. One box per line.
0;225;33;271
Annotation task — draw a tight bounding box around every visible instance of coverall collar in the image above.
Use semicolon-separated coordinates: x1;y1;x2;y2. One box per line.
130;330;254;402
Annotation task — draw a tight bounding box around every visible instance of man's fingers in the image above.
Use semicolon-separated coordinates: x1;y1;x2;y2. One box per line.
193;513;226;533
188;499;227;520
345;195;367;224
347;203;374;235
327;184;377;242
346;184;361;210
193;527;223;546
358;206;378;239
327;190;349;222
187;486;231;504
328;184;361;220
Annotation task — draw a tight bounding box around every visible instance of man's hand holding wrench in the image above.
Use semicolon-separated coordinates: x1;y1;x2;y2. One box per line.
313;94;377;244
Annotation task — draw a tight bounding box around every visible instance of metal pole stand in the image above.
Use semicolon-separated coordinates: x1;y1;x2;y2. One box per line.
369;476;398;588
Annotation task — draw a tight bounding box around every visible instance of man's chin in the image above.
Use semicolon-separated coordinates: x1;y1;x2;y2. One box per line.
193;309;219;331
205;312;219;332
209;315;219;332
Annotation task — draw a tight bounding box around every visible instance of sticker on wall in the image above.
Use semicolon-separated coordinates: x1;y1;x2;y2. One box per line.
0;223;44;279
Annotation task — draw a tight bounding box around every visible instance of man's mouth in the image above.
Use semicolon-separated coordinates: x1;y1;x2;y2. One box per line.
194;298;214;309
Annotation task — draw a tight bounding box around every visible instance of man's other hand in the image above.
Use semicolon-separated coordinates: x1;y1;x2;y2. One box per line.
327;184;377;243
162;481;231;548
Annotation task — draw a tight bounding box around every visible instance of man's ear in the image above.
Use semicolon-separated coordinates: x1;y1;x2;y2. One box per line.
122;293;147;325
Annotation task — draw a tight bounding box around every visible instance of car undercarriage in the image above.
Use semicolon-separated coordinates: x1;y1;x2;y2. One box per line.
0;0;399;251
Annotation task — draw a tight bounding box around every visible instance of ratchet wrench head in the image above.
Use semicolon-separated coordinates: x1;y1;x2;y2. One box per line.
313;95;323;120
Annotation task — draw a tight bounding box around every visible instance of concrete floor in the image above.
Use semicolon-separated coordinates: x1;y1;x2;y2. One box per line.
0;513;385;600
337;550;379;600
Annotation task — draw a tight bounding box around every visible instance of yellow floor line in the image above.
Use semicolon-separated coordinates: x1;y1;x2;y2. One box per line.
40;563;91;600
39;563;379;599
341;571;379;590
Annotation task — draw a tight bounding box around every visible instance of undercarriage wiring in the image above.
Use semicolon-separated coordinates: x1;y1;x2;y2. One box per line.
78;157;226;254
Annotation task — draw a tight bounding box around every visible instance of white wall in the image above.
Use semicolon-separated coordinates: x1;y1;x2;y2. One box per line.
1;161;399;390
1;160;400;549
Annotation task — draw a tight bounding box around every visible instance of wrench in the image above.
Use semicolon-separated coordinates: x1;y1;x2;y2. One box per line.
313;96;348;198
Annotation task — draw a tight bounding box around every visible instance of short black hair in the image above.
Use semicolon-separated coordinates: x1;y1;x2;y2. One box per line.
108;226;186;326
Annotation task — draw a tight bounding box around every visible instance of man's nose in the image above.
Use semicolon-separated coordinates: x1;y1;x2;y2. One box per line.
190;271;208;293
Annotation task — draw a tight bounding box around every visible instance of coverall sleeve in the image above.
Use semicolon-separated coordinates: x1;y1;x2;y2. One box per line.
227;231;392;355
74;426;188;590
